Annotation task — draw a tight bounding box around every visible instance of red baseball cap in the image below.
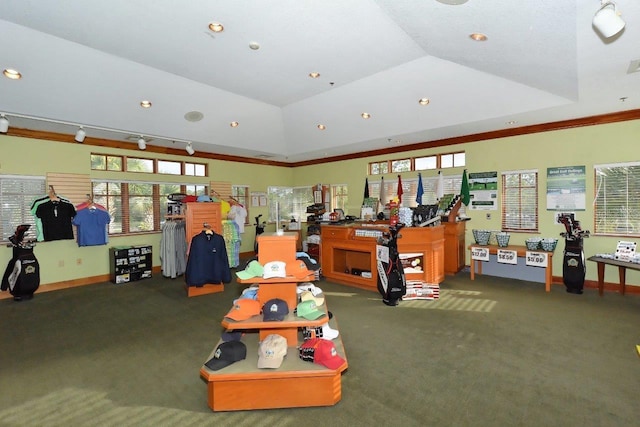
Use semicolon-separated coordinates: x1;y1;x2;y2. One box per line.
299;338;345;370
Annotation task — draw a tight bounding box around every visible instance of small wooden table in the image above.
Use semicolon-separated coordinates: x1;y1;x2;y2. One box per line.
469;244;554;292
587;256;640;296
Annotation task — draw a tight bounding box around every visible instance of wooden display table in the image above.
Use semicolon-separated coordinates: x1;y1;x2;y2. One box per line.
468;244;555;292
200;232;348;412
587;255;640;296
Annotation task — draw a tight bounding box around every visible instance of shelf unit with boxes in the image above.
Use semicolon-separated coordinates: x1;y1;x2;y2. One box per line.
321;223;445;291
199;232;348;412
109;245;153;284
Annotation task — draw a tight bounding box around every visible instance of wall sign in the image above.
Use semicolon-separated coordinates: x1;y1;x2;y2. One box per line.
525;251;548;267
497;249;518;265
471;246;490;261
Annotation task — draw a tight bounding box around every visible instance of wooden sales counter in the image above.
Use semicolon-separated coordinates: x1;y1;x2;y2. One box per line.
320;223;444;291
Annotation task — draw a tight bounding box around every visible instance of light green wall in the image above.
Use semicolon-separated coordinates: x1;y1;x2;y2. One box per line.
1;119;639;287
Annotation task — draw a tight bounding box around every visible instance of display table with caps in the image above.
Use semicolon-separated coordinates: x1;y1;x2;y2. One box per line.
199;232;348;412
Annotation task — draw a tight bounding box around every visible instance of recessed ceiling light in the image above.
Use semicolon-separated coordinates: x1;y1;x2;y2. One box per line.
317;124;326;130
419;98;430;106
309;72;320;78
470;33;488;41
506;120;517;125
140;100;152;108
361;113;371;119
208;22;224;32
230;121;239;127
249;42;260;50
3;69;22;80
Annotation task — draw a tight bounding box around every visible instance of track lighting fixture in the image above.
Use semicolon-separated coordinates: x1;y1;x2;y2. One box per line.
137;136;147;150
593;1;625;38
75;126;86;143
0;114;9;133
185;142;195;156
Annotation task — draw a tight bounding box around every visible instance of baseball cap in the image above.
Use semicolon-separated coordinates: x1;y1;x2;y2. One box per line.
262;298;289;321
220;330;244;342
300;289;325;306
236;260;264;280
298;338;345;370
263;261;287;279
303;322;339;340
205;340;247;371
286;259;313;280
257;334;288;369
224;298;262;321
296;299;325;320
296;283;323;296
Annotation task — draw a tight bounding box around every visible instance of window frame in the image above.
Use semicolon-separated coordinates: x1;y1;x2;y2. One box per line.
593;162;640;237
501;169;539;232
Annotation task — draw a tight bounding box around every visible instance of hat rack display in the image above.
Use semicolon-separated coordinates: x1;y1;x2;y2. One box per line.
199;231;348;411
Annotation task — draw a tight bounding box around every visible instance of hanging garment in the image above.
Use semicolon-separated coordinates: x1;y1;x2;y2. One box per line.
35;199;76;241
222;219;241;268
73;205;111;246
160;220;187;279
185;231;231;287
30;194;71;241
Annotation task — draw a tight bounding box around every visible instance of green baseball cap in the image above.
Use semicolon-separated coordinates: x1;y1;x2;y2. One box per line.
236;260;264;280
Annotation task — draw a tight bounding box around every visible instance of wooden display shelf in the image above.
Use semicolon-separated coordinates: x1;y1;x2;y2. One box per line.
184;283;224;297
200;324;348;411
222;303;331;345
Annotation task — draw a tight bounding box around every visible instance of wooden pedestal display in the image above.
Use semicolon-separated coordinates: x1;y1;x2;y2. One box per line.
184;202;224;297
199;232;348;412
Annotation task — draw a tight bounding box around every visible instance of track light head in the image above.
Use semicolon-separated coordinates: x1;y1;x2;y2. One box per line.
0;114;8;134
75;126;86;143
137;136;147;150
593;1;625;38
185;142;195;156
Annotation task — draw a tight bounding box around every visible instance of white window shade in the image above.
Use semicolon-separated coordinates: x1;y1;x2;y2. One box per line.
501;170;538;231
594;164;640;235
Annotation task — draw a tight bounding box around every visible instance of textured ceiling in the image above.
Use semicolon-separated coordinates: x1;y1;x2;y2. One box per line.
1;0;638;163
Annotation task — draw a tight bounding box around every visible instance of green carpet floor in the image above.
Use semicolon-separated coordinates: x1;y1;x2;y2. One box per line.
1;271;639;427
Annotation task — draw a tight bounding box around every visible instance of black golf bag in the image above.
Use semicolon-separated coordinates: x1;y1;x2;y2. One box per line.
376;223;406;306
1;224;40;301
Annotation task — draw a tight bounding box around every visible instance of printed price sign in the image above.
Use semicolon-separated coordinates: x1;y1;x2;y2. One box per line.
525;251;548;267
497;249;518;265
471;247;490;261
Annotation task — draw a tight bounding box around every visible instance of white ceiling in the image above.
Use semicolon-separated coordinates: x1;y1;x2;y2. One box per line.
1;0;639;163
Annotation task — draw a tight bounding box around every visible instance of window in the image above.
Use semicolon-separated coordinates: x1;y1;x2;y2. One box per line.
501;170;538;232
415;156;437;171
126;157;154;173
91;153;207;177
373;151;465;175
0;175;46;241
185;162;206;177
268;186;314;224
331;184;348;212
369;161;390;175
594;163;640;236
92;180;208;234
158;160;182;175
391;159;411;173
91;154;123;171
370;173;463;210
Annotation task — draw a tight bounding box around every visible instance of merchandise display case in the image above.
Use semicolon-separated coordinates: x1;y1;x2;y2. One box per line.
199;232;348;411
109;245;152;284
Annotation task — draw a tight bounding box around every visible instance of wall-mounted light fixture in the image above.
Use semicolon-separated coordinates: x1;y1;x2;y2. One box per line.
75;126;86;143
0;114;9;133
593;1;626;38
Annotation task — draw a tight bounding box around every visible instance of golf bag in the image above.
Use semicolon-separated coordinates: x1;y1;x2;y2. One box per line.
1;224;40;301
376;223;406;306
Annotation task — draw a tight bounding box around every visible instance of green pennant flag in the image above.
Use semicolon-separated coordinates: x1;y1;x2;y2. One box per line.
460;169;471;206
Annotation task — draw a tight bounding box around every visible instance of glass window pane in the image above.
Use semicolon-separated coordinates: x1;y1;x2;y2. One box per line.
91;154;106;170
453;152;465;167
415;156;437;170
107;156;123;171
391;159;411;173
126;157;153;173
158;160;181;175
441;154;453;168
